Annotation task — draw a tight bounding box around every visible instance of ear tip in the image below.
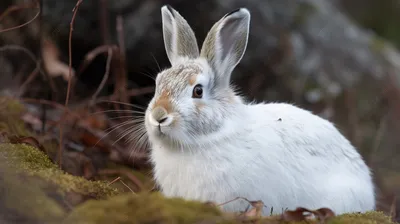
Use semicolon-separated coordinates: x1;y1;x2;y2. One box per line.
225;8;251;19
161;5;175;17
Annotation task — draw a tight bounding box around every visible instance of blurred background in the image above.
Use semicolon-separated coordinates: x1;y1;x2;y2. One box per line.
1;0;400;222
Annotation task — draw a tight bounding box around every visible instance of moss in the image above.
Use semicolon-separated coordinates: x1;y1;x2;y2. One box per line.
0;143;119;198
328;211;395;224
0;97;31;136
64;192;234;224
64;192;396;224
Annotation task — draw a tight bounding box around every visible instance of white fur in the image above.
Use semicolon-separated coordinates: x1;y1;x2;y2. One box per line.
144;6;376;215
148;101;376;215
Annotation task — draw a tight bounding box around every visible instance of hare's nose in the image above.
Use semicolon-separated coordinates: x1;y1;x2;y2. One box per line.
157;117;168;124
150;107;172;126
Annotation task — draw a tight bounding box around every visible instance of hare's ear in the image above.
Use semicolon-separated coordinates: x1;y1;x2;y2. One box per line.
200;8;250;86
161;5;199;66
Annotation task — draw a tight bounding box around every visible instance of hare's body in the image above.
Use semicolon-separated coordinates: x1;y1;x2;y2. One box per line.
144;5;376;216
150;102;375;214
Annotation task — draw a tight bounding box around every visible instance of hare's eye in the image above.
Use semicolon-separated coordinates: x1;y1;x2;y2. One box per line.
192;84;203;98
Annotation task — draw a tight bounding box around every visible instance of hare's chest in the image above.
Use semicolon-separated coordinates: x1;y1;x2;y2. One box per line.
150;144;240;202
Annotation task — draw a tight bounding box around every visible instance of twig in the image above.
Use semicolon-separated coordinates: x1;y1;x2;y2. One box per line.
0;0;40;33
119;179;135;193
107;176;121;186
20;98;77;116
0;2;36;22
217;197;243;207
76;45;116;75
98;168;144;191
127;86;155;97
59;0;83;168
98;0;111;44
116;16;126;59
18;62;41;96
0;45;45;96
114;15;129;114
390;195;397;222
91;47;113;104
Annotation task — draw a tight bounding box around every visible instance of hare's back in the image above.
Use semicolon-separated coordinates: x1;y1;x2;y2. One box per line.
247;102;365;165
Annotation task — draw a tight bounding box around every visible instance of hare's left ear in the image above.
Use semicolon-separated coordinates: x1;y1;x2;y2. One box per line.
161;5;199;66
200;8;250;86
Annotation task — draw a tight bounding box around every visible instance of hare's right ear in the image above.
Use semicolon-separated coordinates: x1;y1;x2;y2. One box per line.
200;8;250;87
161;5;199;66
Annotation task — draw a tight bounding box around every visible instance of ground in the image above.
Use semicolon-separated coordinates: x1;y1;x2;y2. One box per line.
0;97;397;224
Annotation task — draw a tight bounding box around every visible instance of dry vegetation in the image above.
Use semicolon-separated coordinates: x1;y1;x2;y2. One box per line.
0;0;400;223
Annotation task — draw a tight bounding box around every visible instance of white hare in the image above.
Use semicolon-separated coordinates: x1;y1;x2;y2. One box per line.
144;5;376;215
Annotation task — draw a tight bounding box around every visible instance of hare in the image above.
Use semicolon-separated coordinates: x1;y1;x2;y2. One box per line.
143;5;376;215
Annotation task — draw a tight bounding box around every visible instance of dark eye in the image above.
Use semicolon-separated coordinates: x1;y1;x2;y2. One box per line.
192;84;203;98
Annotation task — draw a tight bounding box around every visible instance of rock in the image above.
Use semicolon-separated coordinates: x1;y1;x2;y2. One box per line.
39;0;400;101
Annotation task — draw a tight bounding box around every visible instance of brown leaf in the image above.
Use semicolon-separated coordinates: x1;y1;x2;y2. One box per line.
313;207;336;221
244;207;259;218
281;207;335;223
281;207;313;222
9;136;46;153
42;37;75;81
247;200;264;217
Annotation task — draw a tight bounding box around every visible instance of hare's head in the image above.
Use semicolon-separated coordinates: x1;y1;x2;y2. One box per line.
145;5;250;148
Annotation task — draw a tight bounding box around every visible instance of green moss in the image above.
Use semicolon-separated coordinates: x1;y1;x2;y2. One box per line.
64;193;397;224
328;211;395;224
0;97;31;136
64;192;233;224
0;143;119;198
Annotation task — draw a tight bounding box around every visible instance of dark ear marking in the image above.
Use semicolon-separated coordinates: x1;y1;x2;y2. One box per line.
166;5;175;17
224;8;241;18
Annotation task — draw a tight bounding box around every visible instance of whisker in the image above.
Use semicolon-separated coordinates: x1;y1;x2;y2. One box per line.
150;52;162;73
92;120;139;148
128;127;149;159
126;126;146;144
138;71;156;81
96;100;147;110
113;123;144;146
109;116;145;120
90;109;145;115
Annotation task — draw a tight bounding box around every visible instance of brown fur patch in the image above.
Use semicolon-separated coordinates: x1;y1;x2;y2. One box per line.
153;90;172;113
189;74;197;85
195;101;205;113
